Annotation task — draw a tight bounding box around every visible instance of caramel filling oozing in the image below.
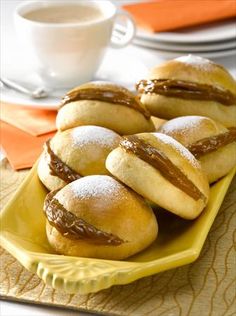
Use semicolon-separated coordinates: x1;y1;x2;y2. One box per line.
61;87;151;119
45;140;81;183
44;190;125;245
120;135;206;202
187;127;236;158
136;79;236;106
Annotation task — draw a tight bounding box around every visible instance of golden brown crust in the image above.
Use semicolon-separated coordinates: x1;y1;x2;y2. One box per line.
137;79;235;105
186;128;236;158
61;81;150;118
149;56;236;94
106;133;209;219
44;140;81;183
56;100;155;134
158;116;236;183
140;94;236;127
56;81;155;134
119;135;206;201
158;116;227;145
38;152;66;191
37;126;121;191
46;175;158;259
67;81;139;99
139;56;236;127
44;190;124;246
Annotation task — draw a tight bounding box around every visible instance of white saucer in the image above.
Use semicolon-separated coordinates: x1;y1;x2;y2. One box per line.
134;45;236;59
136;19;236;44
0;84;64;110
0;66;69;110
133;38;236;52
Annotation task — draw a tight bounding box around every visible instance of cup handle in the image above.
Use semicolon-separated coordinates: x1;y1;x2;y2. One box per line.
110;10;136;49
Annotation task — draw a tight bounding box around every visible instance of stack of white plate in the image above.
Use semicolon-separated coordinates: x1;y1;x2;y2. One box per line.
131;19;236;58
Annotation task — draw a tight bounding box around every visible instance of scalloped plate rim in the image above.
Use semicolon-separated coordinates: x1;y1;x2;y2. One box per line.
0;232;199;294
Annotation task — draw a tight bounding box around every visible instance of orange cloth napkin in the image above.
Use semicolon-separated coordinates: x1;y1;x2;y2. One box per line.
0;121;55;170
1;102;57;136
123;0;236;32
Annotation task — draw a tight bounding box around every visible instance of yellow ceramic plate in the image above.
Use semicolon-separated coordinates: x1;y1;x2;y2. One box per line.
0;164;235;294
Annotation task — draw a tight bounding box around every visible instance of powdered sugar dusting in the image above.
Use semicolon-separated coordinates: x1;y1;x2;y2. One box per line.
175;55;212;70
90;81;113;87
159;116;205;136
154;133;199;167
71;126;120;149
69;175;122;199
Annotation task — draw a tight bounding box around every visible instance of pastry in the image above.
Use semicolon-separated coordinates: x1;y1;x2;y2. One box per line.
106;133;209;219
151;116;167;131
38;125;121;191
136;55;236;127
56;81;155;134
44;175;158;259
158;116;236;183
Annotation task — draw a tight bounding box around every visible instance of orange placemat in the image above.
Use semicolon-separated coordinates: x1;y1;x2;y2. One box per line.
0;159;235;316
1;102;57;136
0;121;55;170
123;0;236;32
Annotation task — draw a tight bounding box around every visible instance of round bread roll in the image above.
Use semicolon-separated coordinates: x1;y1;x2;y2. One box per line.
38;125;121;191
137;55;236;127
158;116;236;183
56;81;155;134
106;133;209;219
44;175;158;259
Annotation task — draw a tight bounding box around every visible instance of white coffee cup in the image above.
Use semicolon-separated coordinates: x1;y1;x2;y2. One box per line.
14;0;136;88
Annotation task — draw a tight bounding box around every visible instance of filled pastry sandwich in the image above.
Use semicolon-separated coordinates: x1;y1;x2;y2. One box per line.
39;56;236;261
158;116;236;183
56;81;155;134
44;175;158;259
38;125;121;191
136;55;236;127
106;133;209;219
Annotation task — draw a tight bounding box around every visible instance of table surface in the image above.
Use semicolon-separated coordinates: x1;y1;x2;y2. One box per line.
1;1;236;316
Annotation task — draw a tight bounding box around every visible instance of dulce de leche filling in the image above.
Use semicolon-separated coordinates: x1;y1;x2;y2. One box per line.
187;127;236;159
44;190;125;245
45;140;81;183
136;79;236;106
61;87;151;119
120;135;206;202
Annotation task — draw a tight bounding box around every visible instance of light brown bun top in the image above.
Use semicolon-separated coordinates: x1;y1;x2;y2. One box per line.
158;115;228;146
66;81;133;94
106;132;209;219
130;132;209;202
61;80;151;118
148;55;236;94
57;81;155;134
158;116;236;183
50;125;121;176
45;175;158;259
